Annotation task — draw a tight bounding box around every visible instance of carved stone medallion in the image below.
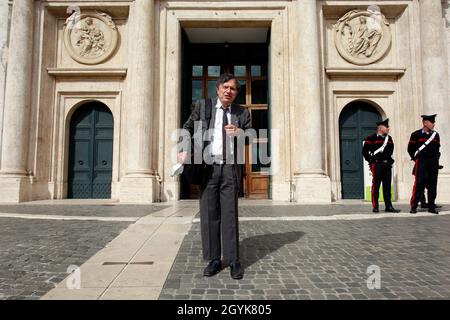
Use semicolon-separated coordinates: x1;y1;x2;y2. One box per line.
64;12;118;65
333;8;391;65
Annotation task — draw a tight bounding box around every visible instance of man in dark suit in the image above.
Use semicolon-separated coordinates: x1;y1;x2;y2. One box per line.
408;114;441;214
362;118;400;213
178;74;251;279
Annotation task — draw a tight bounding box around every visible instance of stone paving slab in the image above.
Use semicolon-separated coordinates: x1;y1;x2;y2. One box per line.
42;206;197;300
0;217;131;300
160;215;450;300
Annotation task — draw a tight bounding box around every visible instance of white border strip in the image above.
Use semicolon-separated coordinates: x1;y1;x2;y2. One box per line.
192;211;450;223
0;213;139;222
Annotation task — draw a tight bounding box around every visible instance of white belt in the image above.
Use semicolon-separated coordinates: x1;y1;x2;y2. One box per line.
414;131;437;158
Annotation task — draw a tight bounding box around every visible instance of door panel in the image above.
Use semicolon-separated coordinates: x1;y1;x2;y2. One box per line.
69;108;93;199
93;137;113;199
249;176;269;198
339;102;381;199
68;103;113;199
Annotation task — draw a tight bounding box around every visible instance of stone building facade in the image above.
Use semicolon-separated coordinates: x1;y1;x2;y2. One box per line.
0;0;449;204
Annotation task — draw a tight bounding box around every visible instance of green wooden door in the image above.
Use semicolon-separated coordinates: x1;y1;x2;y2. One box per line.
68;102;113;199
339;102;381;199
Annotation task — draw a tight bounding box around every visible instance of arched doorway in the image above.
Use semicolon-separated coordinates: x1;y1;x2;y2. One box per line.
339;101;381;199
68;102;114;199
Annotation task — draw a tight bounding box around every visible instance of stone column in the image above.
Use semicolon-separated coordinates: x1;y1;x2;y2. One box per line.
0;0;10;166
419;0;450;199
293;0;330;203
120;0;158;202
0;0;34;202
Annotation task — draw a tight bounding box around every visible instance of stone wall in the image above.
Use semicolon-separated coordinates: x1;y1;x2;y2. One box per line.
445;0;450;105
0;0;449;203
0;0;13;168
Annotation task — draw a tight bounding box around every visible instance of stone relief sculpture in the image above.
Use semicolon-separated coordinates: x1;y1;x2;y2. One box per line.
64;12;118;65
76;17;106;57
334;7;391;65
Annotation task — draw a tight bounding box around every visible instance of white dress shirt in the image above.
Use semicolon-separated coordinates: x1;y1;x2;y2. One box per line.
211;98;233;158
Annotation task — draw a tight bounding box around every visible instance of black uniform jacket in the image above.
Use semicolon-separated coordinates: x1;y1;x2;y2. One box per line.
362;134;394;164
407;129;440;161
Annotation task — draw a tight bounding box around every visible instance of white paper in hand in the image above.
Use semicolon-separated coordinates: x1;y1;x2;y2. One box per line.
170;163;184;177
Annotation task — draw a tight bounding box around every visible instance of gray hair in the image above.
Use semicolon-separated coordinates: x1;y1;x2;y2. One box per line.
216;73;241;92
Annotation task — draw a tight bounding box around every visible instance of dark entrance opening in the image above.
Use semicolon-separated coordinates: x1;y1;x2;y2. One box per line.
339;101;381;199
68;102;114;199
180;27;271;200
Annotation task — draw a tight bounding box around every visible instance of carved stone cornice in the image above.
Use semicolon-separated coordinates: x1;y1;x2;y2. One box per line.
47;67;127;78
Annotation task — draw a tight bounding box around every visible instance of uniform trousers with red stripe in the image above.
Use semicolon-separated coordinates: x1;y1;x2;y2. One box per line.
410;157;439;210
371;162;393;209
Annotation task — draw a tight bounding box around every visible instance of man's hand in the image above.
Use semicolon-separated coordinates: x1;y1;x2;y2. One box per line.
178;151;188;164
225;124;240;137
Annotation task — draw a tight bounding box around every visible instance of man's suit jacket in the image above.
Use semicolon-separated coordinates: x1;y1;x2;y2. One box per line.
182;96;252;162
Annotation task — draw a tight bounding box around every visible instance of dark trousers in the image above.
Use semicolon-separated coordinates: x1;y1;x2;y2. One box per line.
370;162;393;209
419;192;427;205
199;164;239;265
411;158;439;210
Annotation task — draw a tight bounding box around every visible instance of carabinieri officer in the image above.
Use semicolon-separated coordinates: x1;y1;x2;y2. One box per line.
408;114;441;214
362;118;400;213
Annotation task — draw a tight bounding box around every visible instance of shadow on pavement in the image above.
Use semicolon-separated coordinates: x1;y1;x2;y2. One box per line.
240;231;305;269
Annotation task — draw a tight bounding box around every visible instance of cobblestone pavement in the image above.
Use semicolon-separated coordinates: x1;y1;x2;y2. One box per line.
0;217;131;300
0;204;169;217
160;215;450;300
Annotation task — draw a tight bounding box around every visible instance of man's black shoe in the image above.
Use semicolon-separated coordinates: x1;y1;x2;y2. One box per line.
372;208;379;213
385;207;401;213
203;259;222;277
410;208;417;214
229;260;244;280
428;208;439;214
436;205;442;209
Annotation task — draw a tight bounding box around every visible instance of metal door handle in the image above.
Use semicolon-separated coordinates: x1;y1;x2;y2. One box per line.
345;160;350;165
102;160;107;165
78;160;84;165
